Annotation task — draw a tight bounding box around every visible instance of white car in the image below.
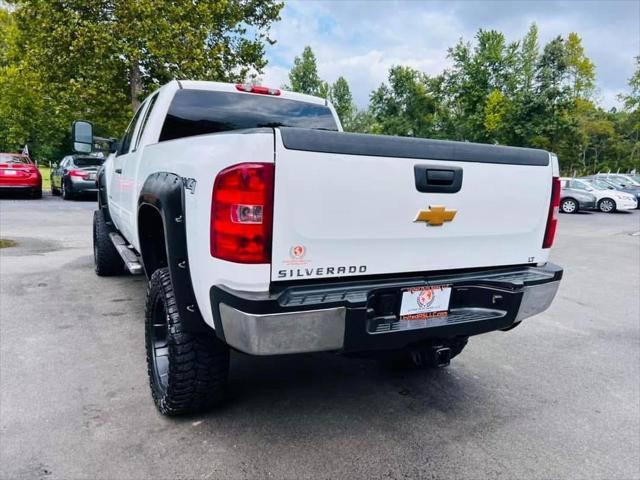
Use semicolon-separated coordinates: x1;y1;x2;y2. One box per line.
72;81;563;415
560;178;637;212
595;174;640;187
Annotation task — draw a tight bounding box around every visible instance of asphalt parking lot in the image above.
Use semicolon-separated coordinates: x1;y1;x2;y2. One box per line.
1;195;639;480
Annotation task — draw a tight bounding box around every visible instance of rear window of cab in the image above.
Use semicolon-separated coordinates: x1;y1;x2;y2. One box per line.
159;89;338;142
73;157;104;167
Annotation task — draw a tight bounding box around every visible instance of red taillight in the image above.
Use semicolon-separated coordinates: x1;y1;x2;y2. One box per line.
211;163;274;263
235;83;281;96
69;169;88;179
543;176;561;248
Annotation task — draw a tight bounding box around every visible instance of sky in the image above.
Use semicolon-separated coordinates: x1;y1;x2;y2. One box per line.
260;0;640;110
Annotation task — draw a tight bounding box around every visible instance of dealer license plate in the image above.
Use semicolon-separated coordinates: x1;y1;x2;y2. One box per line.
88;173;96;180
399;285;451;320
3;169;17;175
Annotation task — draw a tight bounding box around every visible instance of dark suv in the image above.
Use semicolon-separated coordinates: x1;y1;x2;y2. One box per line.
51;155;104;199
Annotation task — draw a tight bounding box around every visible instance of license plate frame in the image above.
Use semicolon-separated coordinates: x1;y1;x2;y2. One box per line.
399;285;451;321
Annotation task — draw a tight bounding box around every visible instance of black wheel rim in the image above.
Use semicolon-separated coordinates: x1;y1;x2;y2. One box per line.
151;296;170;392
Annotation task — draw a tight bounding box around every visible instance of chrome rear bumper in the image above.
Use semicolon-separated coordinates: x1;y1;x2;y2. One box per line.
515;281;560;322
219;304;345;355
213;263;562;356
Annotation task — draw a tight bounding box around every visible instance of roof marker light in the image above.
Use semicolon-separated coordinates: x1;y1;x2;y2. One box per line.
235;84;281;96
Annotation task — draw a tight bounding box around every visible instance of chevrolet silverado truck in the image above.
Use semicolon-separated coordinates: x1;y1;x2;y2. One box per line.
72;81;563;416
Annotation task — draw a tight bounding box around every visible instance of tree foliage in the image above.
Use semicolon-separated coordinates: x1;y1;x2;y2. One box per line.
286;45;325;96
0;0;283;161
285;29;637;175
329;76;354;129
369;66;438;138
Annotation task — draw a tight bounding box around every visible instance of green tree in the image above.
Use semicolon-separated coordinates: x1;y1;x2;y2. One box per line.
619;57;640;111
528;36;573;152
615;57;640;170
329;76;354;129
0;0;283;161
0;8;60;158
442;29;519;142
0;7;17;67
519;23;539;93
347;109;377;134
483;89;509;136
369;66;437;137
564;32;596;99
286;46;325;96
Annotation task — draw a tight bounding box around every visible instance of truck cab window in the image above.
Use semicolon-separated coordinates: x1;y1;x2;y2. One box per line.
133;92;159;152
118;104;145;156
159;89;338;142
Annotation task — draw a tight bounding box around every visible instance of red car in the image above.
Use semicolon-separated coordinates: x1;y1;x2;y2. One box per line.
0;153;42;198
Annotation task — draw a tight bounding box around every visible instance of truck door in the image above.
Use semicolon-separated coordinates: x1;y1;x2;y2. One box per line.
117;92;159;245
110;103;145;239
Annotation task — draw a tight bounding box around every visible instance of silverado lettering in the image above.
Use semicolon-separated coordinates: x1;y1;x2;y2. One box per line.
277;265;367;278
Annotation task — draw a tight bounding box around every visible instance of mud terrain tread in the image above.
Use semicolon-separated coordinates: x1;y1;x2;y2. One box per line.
145;268;229;416
93;210;124;276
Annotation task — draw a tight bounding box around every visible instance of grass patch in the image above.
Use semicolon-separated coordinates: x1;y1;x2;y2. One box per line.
0;238;17;248
38;166;51;190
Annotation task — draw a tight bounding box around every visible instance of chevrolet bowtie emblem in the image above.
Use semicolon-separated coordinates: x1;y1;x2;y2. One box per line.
414;205;457;226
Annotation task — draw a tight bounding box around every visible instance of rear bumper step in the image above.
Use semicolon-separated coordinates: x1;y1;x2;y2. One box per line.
210;263;562;355
109;232;143;275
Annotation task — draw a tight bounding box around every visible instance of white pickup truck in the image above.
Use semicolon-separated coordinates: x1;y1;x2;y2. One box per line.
72;81;563;415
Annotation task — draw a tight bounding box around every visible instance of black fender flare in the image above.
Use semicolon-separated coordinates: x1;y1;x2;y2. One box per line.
96;166;114;225
138;172;209;333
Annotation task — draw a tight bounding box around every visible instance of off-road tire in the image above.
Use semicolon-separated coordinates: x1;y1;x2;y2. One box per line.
145;268;229;416
93;210;124;276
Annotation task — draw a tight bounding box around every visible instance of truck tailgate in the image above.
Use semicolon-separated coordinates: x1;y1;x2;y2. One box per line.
271;128;553;282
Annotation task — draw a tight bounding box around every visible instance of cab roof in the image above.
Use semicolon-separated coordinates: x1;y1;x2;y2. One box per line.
171;80;328;107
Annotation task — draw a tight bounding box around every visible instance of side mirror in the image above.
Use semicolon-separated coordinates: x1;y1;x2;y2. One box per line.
108;140;120;154
72;120;93;153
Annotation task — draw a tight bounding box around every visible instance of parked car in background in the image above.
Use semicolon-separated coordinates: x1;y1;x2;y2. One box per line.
0;153;42;198
581;178;638;212
560;178;637;213
558;185;596;213
592;173;640;187
51;154;104;199
584;176;640;208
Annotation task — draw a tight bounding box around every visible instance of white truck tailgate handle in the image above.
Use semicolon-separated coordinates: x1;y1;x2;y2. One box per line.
414;164;463;193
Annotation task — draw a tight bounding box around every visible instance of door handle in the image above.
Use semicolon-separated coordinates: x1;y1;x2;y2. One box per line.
115;168;122;174
414;165;463;193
